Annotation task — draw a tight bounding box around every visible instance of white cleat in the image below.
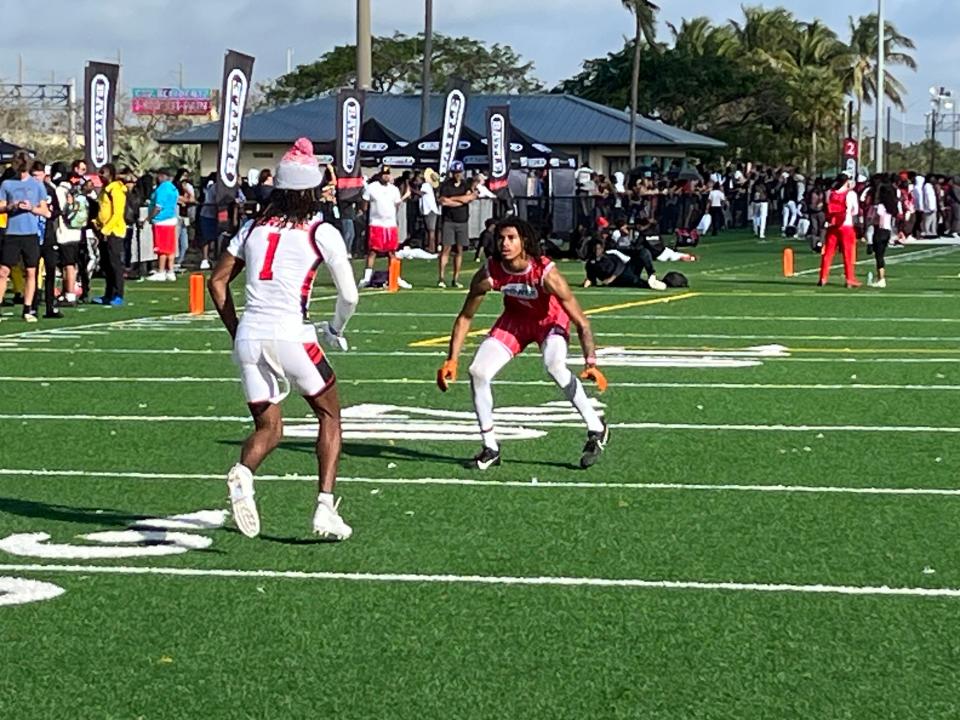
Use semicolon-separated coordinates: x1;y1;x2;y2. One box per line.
227;464;260;538
199;259;211;270
312;496;352;541
146;271;166;282
397;277;413;290
647;275;667;291
166;271;177;282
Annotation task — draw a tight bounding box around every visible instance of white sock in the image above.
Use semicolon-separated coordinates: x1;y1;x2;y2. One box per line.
362;268;373;282
543;335;604;433
469;338;513;452
318;492;336;510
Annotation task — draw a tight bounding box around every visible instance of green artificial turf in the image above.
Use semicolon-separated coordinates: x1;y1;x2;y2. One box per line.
1;232;959;719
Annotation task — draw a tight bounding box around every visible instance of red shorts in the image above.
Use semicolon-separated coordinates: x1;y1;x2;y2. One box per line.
488;314;570;356
153;223;177;255
368;225;399;253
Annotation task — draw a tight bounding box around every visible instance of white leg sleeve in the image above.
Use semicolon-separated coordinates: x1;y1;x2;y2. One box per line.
542;334;604;433
468;338;513;450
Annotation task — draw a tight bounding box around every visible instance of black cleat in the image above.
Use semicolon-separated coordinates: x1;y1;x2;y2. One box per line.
473;446;502;470
580;422;610;469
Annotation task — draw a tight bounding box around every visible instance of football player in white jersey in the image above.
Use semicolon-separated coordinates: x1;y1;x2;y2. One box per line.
208;138;359;540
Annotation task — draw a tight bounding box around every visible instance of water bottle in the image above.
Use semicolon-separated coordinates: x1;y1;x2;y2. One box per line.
867;271;874;286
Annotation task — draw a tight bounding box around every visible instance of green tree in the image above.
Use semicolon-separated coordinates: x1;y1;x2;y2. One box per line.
263;32;542;105
621;0;661;168
782;20;849;173
841;13;917;160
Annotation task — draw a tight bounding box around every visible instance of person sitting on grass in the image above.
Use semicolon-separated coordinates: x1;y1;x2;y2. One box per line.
582;240;666;290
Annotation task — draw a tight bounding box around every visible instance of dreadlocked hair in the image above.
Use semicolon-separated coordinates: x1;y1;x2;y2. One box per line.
256;187;323;228
492;216;542;261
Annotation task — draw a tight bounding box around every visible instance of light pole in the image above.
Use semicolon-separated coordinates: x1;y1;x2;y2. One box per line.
929;86;954;175
874;0;885;172
420;0;433;135
356;0;372;90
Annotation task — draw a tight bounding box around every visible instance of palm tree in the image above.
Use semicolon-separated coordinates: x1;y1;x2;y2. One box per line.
842;13;917;162
668;17;737;57
783;21;849;174
621;0;659;168
728;6;800;70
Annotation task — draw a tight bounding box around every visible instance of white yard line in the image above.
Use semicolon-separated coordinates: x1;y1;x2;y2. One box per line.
1;468;959;498
0;562;956;599
1;376;958;392
5;346;960;363
0;413;957;433
795;245;960;276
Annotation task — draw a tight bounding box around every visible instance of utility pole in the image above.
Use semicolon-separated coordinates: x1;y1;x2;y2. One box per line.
178;62;184;89
420;0;433;135
67;77;77;150
356;0;372;90
875;0;885;172
930;110;937;175
286;48;294;75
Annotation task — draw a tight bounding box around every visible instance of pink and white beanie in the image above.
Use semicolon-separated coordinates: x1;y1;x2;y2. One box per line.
274;137;323;190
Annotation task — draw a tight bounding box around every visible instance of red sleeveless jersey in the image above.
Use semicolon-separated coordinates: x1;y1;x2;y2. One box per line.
484;256;568;326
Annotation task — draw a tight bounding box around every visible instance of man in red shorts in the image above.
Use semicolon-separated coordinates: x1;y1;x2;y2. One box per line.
359;165;411;289
147;167;180;281
437;216;610;469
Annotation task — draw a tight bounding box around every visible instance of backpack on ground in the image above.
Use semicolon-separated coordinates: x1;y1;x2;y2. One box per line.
674;228;700;248
662;271;689;288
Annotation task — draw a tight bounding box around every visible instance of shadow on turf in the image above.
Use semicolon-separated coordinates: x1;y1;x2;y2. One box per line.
220;525;338;546
0;497;144;527
217;440;581;471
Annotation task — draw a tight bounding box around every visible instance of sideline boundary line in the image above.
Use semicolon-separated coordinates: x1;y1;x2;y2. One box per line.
1;376;957;392
2;468;959;497
0;413;958;433
2;562;958;599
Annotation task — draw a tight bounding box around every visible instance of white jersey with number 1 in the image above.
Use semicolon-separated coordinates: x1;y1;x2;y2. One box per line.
227;215;356;341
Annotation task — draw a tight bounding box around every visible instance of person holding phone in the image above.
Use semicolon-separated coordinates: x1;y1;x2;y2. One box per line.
0;152;51;322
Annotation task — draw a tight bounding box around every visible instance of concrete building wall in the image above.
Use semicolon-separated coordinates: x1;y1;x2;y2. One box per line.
199;143;290;178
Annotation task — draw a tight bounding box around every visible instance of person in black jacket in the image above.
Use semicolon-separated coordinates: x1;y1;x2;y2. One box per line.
29;161;64;319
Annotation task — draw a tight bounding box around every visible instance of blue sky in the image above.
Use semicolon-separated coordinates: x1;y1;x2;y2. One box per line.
0;0;948;129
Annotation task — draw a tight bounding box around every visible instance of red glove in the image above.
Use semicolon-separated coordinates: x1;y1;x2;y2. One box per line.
580;366;608;393
437;359;458;392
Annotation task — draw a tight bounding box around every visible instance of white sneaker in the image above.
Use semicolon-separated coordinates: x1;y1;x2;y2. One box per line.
437;280;447;288
199;259;211;270
146;271;166;282
357;277;371;289
872;277;887;289
312;496;352;541
647;275;667;291
227;464;260;538
397;277;413;290
166;271;177;282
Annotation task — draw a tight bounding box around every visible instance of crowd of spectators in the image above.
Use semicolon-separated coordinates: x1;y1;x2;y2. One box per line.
4;147;957;322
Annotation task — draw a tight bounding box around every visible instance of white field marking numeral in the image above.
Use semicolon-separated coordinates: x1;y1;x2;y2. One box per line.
0;576;65;606
0;509;228;605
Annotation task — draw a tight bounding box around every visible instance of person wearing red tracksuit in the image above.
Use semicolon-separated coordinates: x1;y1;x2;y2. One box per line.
818;175;861;288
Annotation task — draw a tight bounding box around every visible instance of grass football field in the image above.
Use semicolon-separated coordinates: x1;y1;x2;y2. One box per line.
1;232;959;719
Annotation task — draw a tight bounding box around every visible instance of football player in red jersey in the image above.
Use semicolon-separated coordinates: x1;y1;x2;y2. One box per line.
437;217;609;469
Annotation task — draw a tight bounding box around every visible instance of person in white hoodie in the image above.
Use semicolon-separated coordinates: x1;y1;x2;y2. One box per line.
914;175;938;238
923;175;939;237
419;168;441;253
